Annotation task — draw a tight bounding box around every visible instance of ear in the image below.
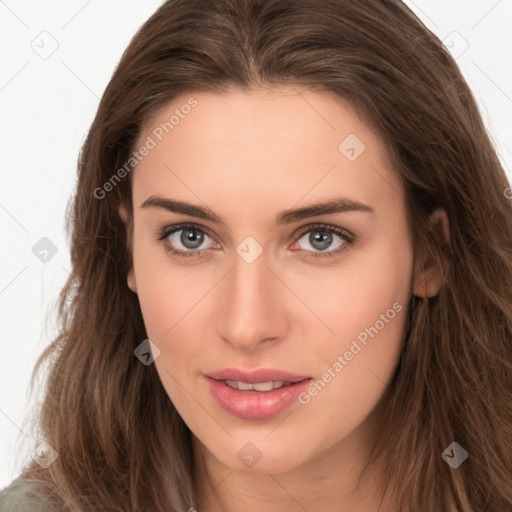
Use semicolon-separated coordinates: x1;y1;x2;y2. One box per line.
412;208;450;299
118;204;137;294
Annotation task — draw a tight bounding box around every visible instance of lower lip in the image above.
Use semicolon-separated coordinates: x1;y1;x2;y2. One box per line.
206;377;312;420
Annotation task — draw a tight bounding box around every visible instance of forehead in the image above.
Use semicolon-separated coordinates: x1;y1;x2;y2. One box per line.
132;86;403;223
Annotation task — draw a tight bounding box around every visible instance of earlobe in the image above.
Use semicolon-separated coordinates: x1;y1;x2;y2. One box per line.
118;204;129;223
127;268;137;294
413;266;443;299
412;208;450;299
430;208;450;245
118;203;137;294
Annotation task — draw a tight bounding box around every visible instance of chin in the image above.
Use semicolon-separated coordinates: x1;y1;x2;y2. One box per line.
208;438;311;475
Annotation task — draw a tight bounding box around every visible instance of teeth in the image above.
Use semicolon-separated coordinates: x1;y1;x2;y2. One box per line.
252;381;275;392
224;380;286;391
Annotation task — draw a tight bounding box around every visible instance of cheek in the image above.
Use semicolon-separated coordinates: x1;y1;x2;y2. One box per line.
306;237;411;420
136;277;202;366
299;231;412;400
131;236;220;395
303;225;413;350
131;225;204;339
133;258;203;416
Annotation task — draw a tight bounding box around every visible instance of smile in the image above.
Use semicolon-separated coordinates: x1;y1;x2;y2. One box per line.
205;368;312;420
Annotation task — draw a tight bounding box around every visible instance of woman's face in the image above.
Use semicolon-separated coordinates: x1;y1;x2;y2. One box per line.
126;86;417;475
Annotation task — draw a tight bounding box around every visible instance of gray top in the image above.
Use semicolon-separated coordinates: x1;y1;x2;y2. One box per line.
0;478;57;512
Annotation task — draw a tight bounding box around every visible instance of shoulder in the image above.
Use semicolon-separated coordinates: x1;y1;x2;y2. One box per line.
0;477;58;512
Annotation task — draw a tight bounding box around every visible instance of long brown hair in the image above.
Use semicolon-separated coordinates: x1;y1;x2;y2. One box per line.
17;0;512;510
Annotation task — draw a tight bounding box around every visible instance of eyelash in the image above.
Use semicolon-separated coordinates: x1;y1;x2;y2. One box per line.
156;222;355;260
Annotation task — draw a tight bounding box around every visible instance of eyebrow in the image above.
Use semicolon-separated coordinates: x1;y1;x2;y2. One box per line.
140;195;375;226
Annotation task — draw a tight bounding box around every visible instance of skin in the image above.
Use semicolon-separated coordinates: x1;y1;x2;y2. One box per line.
120;86;448;511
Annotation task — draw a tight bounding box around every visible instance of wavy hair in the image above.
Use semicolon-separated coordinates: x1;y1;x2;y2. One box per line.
17;0;512;510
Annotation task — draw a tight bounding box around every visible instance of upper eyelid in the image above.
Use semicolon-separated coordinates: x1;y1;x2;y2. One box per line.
158;222;218;243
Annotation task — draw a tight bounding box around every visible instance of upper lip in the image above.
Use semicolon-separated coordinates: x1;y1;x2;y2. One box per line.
206;368;311;383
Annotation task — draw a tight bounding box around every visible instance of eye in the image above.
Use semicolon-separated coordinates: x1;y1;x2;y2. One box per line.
291;223;354;258
157;223;219;260
156;222;355;261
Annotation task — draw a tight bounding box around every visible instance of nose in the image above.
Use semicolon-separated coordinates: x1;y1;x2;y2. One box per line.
216;249;289;351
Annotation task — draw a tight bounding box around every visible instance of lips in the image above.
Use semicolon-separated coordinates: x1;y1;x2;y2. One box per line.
205;367;312;420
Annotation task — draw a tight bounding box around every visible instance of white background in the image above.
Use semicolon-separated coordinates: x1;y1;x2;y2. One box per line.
1;0;511;489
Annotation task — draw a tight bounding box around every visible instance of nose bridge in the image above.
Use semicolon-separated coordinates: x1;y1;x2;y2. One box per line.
216;246;284;349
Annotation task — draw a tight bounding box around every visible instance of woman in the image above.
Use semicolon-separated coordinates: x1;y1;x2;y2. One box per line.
1;0;511;510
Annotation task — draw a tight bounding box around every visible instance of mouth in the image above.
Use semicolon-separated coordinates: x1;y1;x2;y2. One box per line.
222;379;295;391
205;368;312;420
